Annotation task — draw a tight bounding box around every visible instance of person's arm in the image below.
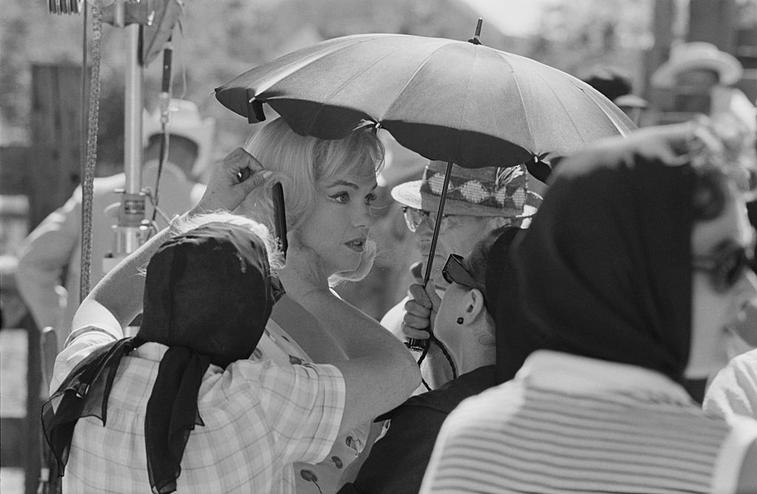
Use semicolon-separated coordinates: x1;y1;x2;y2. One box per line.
283;242;421;436
301;289;420;436
16;194;81;330
71;148;270;339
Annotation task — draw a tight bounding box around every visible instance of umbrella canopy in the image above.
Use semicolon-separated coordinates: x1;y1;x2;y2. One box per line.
215;33;635;168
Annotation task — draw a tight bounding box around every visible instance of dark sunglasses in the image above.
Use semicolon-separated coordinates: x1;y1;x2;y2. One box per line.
692;240;754;292
442;254;484;292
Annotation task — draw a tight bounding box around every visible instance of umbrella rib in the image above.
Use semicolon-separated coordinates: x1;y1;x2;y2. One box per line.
497;54;536;154
536;68;585;140
382;43;453;118
580;84;633;135
536;65;629;142
308;49;406;127
255;36;375;95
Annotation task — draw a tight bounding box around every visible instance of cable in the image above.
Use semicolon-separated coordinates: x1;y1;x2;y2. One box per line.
79;1;103;302
414;332;458;392
152;36;173;222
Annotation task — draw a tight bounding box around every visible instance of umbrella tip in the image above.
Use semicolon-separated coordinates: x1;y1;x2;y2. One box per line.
468;18;483;45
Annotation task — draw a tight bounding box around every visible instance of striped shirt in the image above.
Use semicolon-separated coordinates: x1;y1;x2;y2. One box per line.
53;324;345;494
421;350;757;494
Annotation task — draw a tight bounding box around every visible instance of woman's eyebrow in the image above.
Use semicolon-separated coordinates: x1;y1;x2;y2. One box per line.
325;179;359;189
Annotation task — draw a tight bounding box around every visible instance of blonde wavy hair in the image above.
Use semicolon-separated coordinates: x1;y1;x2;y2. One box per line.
241;118;385;283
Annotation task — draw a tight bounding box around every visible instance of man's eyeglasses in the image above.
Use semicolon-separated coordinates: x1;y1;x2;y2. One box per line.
401;206;453;233
693;240;754;292
442;253;484;292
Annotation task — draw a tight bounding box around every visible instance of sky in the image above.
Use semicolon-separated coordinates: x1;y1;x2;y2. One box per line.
456;0;554;37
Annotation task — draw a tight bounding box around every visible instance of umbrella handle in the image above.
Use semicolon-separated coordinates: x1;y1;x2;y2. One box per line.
405;160;455;352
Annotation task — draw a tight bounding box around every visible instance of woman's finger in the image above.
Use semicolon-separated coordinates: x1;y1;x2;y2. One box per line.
401;323;430;340
407;284;432;309
404;298;431;318
196;148;271;212
403;312;431;330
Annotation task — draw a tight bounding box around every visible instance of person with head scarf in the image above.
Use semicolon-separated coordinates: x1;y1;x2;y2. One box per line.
339;227;522;494
43;152;420;493
420;115;757;494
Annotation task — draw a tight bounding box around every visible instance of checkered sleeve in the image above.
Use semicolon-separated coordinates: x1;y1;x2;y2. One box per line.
49;325;118;394
232;360;345;466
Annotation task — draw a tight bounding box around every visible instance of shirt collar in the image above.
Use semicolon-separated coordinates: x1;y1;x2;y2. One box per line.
134;341;168;362
516;350;693;405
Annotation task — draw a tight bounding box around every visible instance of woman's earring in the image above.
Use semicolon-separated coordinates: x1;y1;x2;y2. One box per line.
456;317;464;325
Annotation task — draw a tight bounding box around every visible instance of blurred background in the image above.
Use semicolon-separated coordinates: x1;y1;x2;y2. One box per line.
1;1;757;492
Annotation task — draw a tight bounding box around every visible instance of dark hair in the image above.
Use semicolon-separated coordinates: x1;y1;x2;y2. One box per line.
462;226;522;308
582;67;633;102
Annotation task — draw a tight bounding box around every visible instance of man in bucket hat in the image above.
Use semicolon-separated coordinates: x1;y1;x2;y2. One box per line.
651;42;744;116
380;159;546;388
16;99;214;343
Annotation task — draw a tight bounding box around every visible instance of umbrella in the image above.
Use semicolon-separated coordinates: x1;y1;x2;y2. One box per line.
215;32;634;168
215;28;635;351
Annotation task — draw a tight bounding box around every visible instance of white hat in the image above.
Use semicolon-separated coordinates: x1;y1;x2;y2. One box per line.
143;99;216;179
651;42;743;88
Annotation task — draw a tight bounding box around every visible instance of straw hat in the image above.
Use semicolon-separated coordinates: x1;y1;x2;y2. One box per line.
143;99;216;179
651;42;743;88
391;160;547;218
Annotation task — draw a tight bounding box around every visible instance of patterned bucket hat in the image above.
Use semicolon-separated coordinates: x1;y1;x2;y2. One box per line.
391;160;547;218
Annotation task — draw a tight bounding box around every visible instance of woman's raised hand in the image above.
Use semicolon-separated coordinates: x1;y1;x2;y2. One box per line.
193;148;271;214
401;280;442;341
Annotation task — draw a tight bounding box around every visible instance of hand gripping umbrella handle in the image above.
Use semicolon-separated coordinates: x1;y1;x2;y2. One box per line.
405;160;455;352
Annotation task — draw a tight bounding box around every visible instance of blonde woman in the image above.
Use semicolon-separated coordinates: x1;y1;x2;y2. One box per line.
69;124;420;493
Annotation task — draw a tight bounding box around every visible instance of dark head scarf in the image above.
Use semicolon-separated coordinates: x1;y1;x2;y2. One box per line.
508;125;698;384
42;222;283;494
483;227;543;384
450;226;527;384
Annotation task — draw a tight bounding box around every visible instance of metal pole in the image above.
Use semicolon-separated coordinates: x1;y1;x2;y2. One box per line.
124;24;143;196
105;19;149;272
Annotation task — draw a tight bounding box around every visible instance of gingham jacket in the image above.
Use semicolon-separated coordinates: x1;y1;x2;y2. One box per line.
52;326;345;493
